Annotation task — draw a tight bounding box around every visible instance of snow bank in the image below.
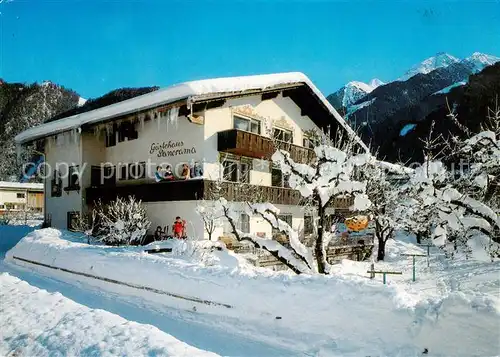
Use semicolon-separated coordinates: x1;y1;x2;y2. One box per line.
5;228;500;356
0;273;219;357
0;225;38;258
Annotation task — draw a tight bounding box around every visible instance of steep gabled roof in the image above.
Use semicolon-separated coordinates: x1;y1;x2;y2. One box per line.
15;72;367;150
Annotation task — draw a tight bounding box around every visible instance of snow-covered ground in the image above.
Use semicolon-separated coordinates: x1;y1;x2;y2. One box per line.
3;226;499;357
0;272;220;357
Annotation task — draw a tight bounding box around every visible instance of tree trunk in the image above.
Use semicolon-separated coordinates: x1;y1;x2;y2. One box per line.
315;204;327;274
416;232;422;244
377;237;386;261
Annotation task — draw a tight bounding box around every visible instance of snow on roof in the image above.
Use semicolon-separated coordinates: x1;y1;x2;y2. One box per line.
15;72;367;150
0;181;44;191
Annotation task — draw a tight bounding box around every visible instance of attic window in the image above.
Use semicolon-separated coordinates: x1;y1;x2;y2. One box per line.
273;127;293;143
302;136;320;149
233;115;261;135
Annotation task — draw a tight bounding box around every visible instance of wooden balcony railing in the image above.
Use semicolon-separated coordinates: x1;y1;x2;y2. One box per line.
86;179;303;206
204;180;302;206
217;129;315;164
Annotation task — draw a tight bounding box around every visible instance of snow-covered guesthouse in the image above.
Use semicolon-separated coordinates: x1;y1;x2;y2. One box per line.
15;72;367;239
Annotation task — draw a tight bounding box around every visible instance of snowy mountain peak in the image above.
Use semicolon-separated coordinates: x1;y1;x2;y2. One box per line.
369;78;384;88
462;52;500;73
41;80;54;87
78;97;87;107
399;53;460;81
341;81;376;108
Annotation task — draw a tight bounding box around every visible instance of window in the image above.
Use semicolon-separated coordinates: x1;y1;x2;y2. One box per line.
119;162;146;181
118;121;138;143
273;214;292;242
0;204;4;209
105;124;118;147
304;215;314;235
67;211;80;231
303;136;320;149
119;165;128;181
51;170;62;197
67;166;80;189
91;165;116;187
239;213;250;233
273;128;293;143
16;193;25;199
233;115;261;134
271;166;290;188
130;162;146;179
223;160;249;183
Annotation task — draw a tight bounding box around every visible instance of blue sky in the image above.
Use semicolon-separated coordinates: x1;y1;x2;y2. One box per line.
1;0;499;99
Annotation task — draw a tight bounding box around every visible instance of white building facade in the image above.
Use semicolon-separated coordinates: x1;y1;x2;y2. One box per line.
0;182;44;213
15;73;366;240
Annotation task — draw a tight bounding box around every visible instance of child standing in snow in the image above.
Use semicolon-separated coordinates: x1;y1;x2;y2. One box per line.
172;217;185;239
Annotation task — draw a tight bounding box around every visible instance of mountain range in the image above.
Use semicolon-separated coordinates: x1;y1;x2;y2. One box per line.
327;52;500;113
326;52;500;162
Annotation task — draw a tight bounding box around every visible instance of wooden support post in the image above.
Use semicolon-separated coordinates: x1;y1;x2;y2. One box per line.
412;255;416;282
418;244;432;267
401;253;427;282
366;270;402;285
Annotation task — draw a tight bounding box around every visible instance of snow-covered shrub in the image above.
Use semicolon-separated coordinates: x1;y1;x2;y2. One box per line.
94;196;151;246
195;200;223;241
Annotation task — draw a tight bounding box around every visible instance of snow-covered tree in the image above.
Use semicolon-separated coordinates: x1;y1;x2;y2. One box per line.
358;161;412;260
196;200;224;241
218;199;314;274
400;118;500;259
94;196;151;246
272;132;372;273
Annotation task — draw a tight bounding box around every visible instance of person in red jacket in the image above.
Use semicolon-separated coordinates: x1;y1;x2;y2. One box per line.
172;217;185;239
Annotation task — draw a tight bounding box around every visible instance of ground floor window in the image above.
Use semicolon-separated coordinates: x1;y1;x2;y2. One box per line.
67;211;80;231
51;170;62;197
239;213;250;233
304;215;314;235
273;214;292;233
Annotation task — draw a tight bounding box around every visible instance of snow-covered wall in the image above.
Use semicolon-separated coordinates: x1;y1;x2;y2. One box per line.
105;115;204;178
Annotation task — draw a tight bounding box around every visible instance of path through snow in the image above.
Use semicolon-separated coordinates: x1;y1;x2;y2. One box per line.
0;273;220;357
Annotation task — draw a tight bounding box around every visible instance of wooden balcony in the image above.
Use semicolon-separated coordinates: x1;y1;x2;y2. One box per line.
204;180;302;206
217;129;315;164
85;179;205;205
85;179;303;206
